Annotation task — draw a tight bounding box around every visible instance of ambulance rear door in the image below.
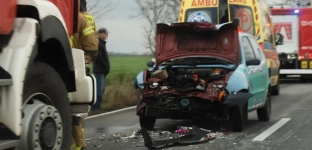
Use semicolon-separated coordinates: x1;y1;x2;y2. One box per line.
179;0;219;24
227;0;256;37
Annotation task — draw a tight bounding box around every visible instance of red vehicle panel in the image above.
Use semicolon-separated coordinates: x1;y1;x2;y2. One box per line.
0;0;17;35
299;13;312;59
49;0;79;35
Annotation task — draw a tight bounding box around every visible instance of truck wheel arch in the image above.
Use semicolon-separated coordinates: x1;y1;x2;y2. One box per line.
16;5;76;92
37;15;76;92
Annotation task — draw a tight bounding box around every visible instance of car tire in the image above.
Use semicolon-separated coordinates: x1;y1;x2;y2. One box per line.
139;116;156;130
271;78;280;95
230;104;247;132
21;62;71;150
257;90;271;122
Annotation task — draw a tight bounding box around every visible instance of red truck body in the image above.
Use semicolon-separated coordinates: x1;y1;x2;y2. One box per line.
0;0;77;35
271;8;312;60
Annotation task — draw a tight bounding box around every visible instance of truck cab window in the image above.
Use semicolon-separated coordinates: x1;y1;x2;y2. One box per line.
242;37;256;61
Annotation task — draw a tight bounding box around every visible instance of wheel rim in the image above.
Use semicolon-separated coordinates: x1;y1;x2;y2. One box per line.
19;93;63;150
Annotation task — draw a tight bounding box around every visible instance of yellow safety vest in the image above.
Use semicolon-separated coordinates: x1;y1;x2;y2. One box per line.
84;15;96;31
70;36;74;47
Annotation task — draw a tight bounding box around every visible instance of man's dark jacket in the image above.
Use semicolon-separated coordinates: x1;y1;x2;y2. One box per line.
93;39;110;75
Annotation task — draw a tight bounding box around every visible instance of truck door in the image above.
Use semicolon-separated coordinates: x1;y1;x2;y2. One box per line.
179;0;219;23
299;13;312;64
227;0;256;37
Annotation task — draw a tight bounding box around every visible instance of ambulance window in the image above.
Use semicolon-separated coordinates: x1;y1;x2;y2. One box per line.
185;8;218;24
229;5;255;36
241;36;256;61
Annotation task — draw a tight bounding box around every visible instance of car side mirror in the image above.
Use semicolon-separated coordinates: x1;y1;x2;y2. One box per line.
275;33;284;45
246;59;261;66
146;61;155;68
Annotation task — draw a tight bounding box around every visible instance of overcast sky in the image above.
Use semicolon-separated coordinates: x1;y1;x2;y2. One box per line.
86;0;310;54
87;0;147;54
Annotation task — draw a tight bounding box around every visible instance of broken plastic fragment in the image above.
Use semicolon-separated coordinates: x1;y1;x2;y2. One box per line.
141;125;215;149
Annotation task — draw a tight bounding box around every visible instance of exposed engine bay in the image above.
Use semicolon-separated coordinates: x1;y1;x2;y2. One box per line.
143;65;233;101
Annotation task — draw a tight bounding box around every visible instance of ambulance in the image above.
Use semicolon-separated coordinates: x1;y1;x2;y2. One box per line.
178;0;283;95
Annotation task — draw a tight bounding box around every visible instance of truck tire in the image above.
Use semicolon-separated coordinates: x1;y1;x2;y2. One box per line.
139;116;156;130
20;62;71;150
257;90;271;121
230;104;247;132
271;78;280;95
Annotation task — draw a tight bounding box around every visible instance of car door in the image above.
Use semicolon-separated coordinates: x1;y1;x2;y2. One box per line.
247;36;268;106
241;36;259;108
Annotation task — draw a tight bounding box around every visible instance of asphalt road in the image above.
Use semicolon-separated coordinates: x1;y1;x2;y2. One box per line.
84;77;312;150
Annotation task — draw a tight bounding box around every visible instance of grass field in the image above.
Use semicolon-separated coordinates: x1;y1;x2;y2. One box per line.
89;55;152;115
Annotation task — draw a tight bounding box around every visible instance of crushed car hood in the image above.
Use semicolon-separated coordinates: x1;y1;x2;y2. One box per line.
155;22;240;65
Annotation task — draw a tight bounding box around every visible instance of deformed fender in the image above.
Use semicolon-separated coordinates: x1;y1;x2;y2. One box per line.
226;69;249;93
223;92;253;114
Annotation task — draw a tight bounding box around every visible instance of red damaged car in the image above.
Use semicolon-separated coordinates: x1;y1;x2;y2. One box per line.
134;22;271;132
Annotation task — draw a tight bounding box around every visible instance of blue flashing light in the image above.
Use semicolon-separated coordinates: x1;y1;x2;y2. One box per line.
294;10;299;13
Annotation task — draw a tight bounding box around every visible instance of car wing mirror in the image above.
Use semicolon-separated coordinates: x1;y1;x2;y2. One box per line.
246;59;261;66
146;60;155;68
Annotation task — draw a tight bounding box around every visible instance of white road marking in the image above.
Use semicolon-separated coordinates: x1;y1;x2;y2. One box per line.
252;118;291;141
85;106;136;120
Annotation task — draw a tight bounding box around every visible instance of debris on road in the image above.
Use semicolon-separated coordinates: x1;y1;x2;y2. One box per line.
141;125;216;149
87;125;232;149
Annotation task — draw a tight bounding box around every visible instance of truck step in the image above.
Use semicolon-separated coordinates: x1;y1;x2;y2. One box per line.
0;140;18;150
0;79;12;86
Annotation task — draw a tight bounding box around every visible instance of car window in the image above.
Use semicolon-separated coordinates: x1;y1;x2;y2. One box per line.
247;37;262;60
241;37;256;61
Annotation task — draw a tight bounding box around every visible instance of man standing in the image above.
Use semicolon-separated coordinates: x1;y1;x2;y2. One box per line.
92;28;110;110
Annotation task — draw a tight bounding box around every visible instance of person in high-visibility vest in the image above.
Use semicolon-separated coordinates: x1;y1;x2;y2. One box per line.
80;0;97;33
69;6;98;150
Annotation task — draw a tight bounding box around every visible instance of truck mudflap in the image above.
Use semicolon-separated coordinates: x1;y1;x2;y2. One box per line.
141;125;214;149
280;69;312;74
222;92;253;115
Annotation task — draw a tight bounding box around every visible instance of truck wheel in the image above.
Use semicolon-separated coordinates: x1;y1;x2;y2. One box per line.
139;116;156;130
272;78;280;95
20;62;71;150
257;90;271;121
229;104;247;132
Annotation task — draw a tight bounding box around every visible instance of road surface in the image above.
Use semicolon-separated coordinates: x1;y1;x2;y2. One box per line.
84;78;312;150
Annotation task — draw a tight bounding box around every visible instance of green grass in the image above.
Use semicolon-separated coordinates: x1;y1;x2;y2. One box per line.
89;55;152;84
88;55;153;115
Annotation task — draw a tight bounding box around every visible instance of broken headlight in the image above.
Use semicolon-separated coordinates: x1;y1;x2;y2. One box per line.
212;84;223;88
150;82;159;88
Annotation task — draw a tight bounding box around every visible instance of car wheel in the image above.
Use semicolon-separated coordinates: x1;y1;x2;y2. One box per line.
271;78;280;95
19;62;71;150
230;104;247;132
139;116;156;130
257;90;271;121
